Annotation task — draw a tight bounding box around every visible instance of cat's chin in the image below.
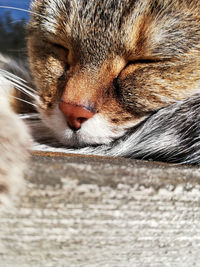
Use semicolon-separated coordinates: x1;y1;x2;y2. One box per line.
40;106;127;147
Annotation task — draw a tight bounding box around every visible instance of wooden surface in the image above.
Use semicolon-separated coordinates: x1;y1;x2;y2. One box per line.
1;154;200;266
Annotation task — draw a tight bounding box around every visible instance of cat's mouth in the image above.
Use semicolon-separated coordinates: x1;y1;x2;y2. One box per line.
58;116;127;148
40;105;127;148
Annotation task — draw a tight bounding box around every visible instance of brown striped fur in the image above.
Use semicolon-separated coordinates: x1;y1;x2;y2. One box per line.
28;0;200;126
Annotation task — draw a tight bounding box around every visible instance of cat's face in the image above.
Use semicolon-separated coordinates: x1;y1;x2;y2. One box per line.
27;0;200;147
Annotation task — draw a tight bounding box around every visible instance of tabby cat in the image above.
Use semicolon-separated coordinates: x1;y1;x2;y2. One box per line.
0;0;199;206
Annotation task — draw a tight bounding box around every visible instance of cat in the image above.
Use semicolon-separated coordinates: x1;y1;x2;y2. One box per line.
0;0;199;206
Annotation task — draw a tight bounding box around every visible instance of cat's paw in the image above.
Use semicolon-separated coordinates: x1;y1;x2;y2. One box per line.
0;90;31;211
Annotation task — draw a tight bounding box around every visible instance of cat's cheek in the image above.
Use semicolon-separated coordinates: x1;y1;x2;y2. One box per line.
38;106;68;142
46;55;65;79
76;115;126;145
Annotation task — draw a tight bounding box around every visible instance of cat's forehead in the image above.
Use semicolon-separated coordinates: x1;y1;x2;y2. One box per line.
32;0;139;37
30;0;142;61
30;0;198;64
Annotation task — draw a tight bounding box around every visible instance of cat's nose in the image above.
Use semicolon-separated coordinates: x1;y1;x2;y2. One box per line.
59;101;94;131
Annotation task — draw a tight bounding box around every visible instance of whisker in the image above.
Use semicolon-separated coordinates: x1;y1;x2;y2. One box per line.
5;78;37;98
0;69;40;107
0;70;37;93
0;6;46;19
19;113;40;120
11;96;37;108
13;83;38;100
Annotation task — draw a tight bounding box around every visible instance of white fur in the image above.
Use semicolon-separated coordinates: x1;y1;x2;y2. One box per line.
41;0;74;35
0;73;31;209
40;0;61;34
40;105;127;147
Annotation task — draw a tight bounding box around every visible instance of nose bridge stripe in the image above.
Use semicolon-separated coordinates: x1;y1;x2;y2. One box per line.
59;101;94;131
60;100;96;114
61;70;98;104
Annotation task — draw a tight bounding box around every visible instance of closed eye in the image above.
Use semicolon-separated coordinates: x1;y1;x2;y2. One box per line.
113;57;165;98
54;43;68;51
127;58;161;66
126;57;171;66
113;58;161;89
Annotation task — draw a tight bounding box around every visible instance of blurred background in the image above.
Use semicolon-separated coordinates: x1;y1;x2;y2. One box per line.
0;0;31;58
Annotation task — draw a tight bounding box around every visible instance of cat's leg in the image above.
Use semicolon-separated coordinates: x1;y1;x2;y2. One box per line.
0;75;31;209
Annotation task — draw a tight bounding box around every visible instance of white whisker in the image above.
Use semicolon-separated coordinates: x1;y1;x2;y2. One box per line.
11;96;37;108
19;113;40;120
13;83;38;100
0;70;36;92
0;70;38;100
0;6;46;19
3;78;36;97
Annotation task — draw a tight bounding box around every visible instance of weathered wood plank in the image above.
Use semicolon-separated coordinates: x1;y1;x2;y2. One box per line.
1;155;200;266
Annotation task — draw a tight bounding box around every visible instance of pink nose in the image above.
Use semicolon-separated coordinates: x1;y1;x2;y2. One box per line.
59;101;94;131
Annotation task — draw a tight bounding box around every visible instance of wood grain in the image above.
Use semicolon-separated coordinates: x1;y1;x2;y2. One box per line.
1;155;200;266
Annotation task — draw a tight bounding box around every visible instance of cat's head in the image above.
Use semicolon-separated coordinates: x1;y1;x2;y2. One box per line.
27;0;200;147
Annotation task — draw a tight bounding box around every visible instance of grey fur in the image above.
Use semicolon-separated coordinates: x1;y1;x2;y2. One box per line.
38;94;200;165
